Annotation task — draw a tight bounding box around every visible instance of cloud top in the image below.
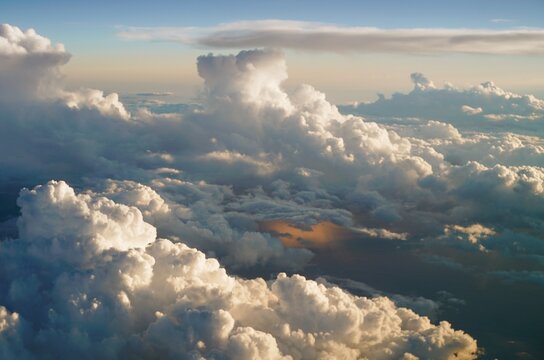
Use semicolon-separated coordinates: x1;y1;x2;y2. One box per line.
0;23;66;56
342;72;544;128
0;181;479;359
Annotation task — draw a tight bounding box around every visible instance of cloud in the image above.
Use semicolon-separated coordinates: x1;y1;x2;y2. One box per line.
0;306;30;360
0;181;479;359
96;179;314;269
197;49;293;111
492;270;544;286
439;221;544;258
3;22;544;357
0;23;128;118
490;19;514;24
63;89;130;119
135;92;174;97
441;224;496;252
322;276;441;319
16;181;156;262
352;226;408;241
0;24;66;55
461;105;483;115
0;24;69;102
118;20;544;55
2;25;544;270
341;73;544;131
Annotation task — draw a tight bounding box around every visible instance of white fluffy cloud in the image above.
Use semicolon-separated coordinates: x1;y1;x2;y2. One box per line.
0;24;65;55
96;179;314;269
0;24;68;101
341;73;544;130
0;181;478;359
0;24;128;118
63;89;130;120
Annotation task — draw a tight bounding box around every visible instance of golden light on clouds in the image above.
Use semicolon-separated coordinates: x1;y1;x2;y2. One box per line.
259;220;351;248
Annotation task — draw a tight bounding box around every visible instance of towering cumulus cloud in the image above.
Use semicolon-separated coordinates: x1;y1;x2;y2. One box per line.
0;24;69;101
0;181;478;359
0;23;127;117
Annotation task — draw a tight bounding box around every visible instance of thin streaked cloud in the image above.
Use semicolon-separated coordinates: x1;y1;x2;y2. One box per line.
490;18;514;23
118;20;544;55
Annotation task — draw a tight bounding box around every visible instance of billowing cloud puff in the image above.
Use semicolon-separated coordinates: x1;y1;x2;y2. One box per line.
198;50;292;112
0;24;66;55
0;306;30;360
63;89;130;120
16;181;156;262
341;73;544;130
0;24;69;101
188;49;435;202
0;23;128;118
96;179;314;269
0;181;478;359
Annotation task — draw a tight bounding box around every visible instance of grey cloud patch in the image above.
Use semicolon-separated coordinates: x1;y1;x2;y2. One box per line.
118;20;544;55
135;92;174;97
491;270;544;286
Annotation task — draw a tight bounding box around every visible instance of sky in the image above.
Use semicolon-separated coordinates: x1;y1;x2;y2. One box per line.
1;0;544;102
1;2;544;360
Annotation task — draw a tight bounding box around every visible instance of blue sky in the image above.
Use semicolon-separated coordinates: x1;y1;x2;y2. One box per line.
4;0;544;53
4;0;544;29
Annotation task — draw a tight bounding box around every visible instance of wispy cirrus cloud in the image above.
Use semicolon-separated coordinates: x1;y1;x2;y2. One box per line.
117;19;544;55
490;18;514;23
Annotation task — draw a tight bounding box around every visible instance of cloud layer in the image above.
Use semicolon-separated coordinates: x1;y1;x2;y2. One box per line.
118;20;544;55
3;24;544;272
341;72;544;130
2;23;544;357
0;181;478;359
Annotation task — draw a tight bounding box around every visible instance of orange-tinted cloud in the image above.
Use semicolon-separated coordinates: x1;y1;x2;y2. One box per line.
259;220;351;248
